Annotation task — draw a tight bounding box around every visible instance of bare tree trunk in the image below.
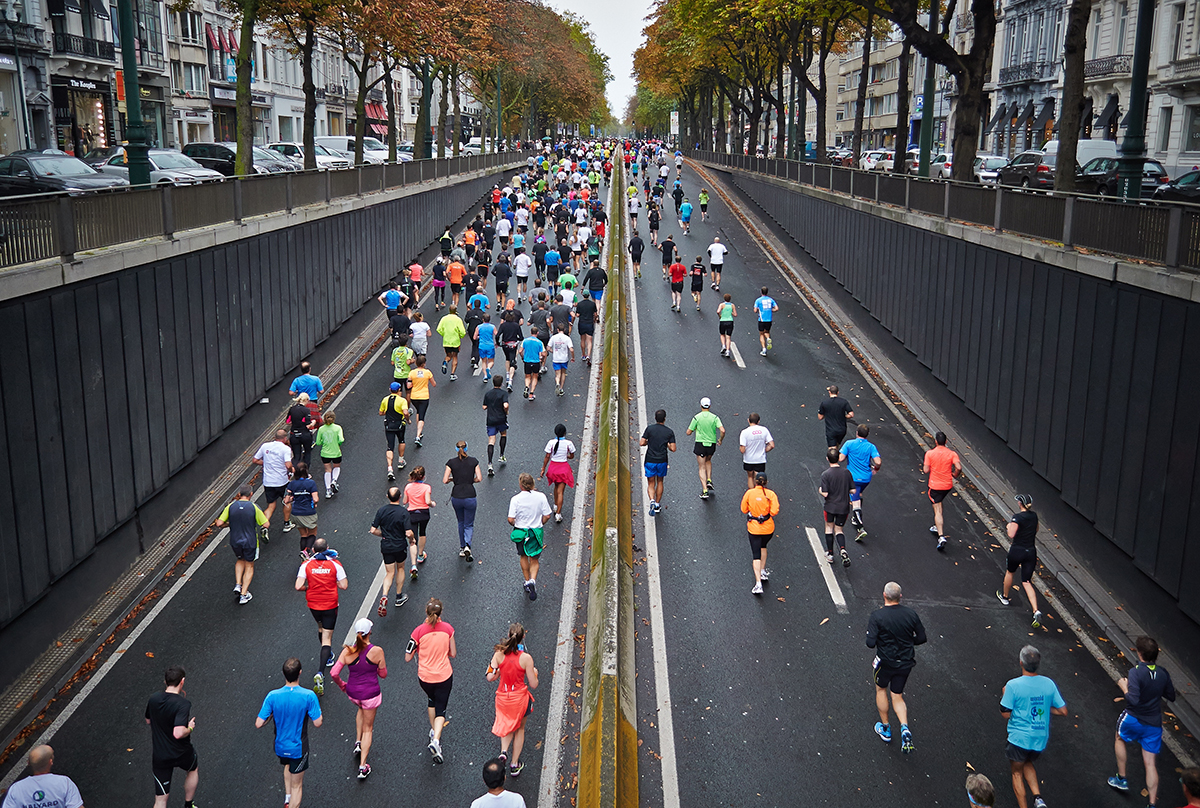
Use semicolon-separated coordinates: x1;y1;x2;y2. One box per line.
1056;0;1092;190
716;90;726;152
385;67;396;163
452;64;461;157
437;64;448;159
234;0;260;176
301;20;317;171
894;39;911;172
852;10;873;165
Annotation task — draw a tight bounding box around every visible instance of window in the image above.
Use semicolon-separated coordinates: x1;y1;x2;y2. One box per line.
1185;105;1200;151
261;43;269;81
184;63;205;93
1032;13;1045;59
1117;3;1129;52
208;43;223;82
171;59;183;90
1173;3;1185;60
1091;9;1102;58
410;102;419;117
1160;106;1175;151
177;11;202;44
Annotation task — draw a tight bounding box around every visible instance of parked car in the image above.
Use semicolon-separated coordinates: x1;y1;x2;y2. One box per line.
1074;157;1169;196
997;150;1057;190
0;152;129;196
1152;170;1200;203
182;142;280;175
1041;138;1118;169
902;149;952;177
315;135;388;164
973;154;1009;185
93;148;224;185
266;142;351;170
254;147;302;172
858;150;884;171
870;151;895;171
463;137;486;156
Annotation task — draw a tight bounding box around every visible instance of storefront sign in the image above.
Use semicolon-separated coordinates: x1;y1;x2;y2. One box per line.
0;55;15;68
212;86;236;101
71;78;102;91
251;92;269;106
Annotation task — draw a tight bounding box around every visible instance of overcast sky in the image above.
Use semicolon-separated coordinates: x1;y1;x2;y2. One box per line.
546;0;654;118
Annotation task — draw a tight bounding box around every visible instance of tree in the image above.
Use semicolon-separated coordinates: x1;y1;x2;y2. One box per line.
1056;0;1093;191
264;0;331;169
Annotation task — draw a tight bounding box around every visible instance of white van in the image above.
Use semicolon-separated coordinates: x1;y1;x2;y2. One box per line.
1041;138;1119;171
314;135;389;164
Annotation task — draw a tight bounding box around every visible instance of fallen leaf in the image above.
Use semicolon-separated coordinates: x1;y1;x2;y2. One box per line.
145;652;155;658
966;761;975;770
820;617;829;625
777;597;786;602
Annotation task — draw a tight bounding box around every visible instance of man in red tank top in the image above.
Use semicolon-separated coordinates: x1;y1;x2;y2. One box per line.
295;537;347;695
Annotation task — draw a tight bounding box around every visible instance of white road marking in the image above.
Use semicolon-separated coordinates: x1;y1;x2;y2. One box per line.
805;527;849;614
537;193;614;808
728;340;746;369
625;178;682;808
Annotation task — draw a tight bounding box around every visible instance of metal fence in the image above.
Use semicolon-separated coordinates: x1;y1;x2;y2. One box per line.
692;150;1200;271
0;151;527;269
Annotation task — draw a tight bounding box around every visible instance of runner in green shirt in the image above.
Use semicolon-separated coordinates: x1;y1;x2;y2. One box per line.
686;397;726;501
314;411;345;497
436;307;468;380
698;189;711;221
716;293;737;357
392;336;415;385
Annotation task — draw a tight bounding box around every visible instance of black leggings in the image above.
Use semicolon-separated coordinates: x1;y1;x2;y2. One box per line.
433;284;446;305
420;675;453;717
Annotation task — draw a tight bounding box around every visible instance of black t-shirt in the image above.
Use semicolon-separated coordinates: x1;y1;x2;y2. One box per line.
689;262;706;279
818;396;853;437
584;268;608;291
389;312;411;336
373;503;410;554
576;298;598;324
145;691;194;763
445;455;479;498
533;242;548;260
476;246;492;267
1010;510;1038;549
483;387;509;426
483;224;496;244
641;423;676;463
866;604;927;669
550;304;573;331
660;239;674;262
819;466;853;515
381;393;407;430
629;237;644;258
594;208;607;224
498;320;523;346
464;272;481;293
650;210;662;228
493;262;512;284
465;309;486;337
287;404;313;434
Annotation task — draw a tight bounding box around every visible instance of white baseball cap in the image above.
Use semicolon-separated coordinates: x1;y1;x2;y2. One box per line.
700;397;711;408
354;617;373;636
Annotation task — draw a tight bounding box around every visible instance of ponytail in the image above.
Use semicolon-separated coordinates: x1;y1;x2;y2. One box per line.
456;440;468;459
493;622;525;655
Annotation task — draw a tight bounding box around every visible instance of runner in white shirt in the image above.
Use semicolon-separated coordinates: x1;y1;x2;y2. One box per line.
513;252;534;301
708;237;729;290
738;413;775;489
495;216;513;248
540;423;577;522
253;429;295;530
547;326;574;396
628;194;641;226
410;314;432;356
508;473;553;601
573;205;588;226
515;207;530;232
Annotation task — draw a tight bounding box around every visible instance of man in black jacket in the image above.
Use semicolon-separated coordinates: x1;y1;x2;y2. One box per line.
865;581;926;753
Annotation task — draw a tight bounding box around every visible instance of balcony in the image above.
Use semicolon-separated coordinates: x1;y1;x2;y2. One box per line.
1159;54;1200;95
1084;54;1132;78
52;33;114;61
367;87;383;102
0;20;45;49
998;60;1056;85
136;47;164;71
324;83;345;98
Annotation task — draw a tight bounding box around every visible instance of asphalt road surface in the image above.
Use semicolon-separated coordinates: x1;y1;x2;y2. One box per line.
628;161;1198;808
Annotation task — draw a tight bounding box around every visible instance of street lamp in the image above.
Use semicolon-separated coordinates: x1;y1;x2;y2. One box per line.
114;0;149;183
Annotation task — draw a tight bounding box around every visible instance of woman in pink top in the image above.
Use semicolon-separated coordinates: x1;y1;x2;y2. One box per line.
332;617;388;780
406;598;455;764
403;467;435;571
486;622;540;777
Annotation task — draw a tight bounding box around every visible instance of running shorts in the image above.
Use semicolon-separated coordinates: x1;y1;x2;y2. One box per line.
719;322;734;336
758;321;773;333
850;479;871;502
524;362;541;376
412;399;430;420
1006;545;1037;582
711;262;722;274
743;462;766;473
824;511;848;527
578;323;595;336
825;430;846;449
928;487;951;504
320;455;341;465
292;513;318;530
420;675;453;717
444;345;459;356
671;282;684;293
487;424;507;437
496;282;509;295
152;750;199;796
693;443;716;458
690;279;704;293
748;531;773;556
386;427;407;449
644;461;668;479
264;485;287;504
1117;710;1164;754
872;659;912;694
309;607;338;631
553;362;568;372
231;541;259;562
1005;742;1041;763
279;751;310;773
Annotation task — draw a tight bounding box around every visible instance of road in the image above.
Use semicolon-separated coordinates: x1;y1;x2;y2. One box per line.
628;159;1199;808
9;181;609;807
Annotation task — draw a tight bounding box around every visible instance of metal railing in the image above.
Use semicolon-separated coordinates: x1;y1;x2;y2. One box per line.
0;151;527;268
52;33;115;60
691;150;1200;270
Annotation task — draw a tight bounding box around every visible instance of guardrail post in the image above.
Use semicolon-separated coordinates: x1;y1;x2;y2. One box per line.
829;164;834;188
161;184;175;238
875;172;881;203
56;196;76;259
1062;196;1076;247
380;162;387;190
849;170;854;198
357;166;363;197
905;176;911;210
324;170;332;203
233;178;244;223
1166;205;1184;267
994;187;1004;232
285;173;294;212
943;181;951;219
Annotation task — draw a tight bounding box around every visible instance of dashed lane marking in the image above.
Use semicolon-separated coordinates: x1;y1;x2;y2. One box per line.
805;527;849;614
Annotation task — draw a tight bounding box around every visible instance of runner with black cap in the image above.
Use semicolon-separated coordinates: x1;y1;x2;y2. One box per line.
380;382;409;481
997;494;1045;628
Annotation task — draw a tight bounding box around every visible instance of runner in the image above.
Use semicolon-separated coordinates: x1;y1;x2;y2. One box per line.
996;494;1045;628
313;412;344;499
486;623;540;777
284;463;320;559
407;355;437;447
740;473;780;595
539;424;576;522
698;188;710;221
738;413;775;490
923;432;961;551
839;424;881;539
475;311;498;382
707;237;727;290
688;255;706;310
818;448;854;567
289;361;323;401
659;233;676;279
331;618;388;780
648;205;661;247
410;312;431;359
1001;646;1068;808
639;409;676;516
716;294;736;357
483;375;510;475
403;467;434;575
2;746;83;808
628;193;641;227
437;306;467;381
514;250;534;302
287;393;317;469
255;657;322;807
407;259;424;310
378;281;405;317
679;197;693;235
542;243;560;297
1108;635;1176;807
253;430;294;534
575;289;599;364
443;441;481;561
753;286;778;356
508;473;553;601
216;485;265;605
668;256;687;312
295;537;348;691
407;599;456;765
628;229;645;279
380;382;410;480
548;325;575;396
371;486;414;615
866;582;927;753
497;311;524;393
817;385;854;448
146;666;199;808
431;257;448;311
686;397;724;500
520;330;546;400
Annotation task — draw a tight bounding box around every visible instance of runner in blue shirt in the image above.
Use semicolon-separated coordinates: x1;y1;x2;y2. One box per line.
679;199;694;235
839;424;881;538
753;286;779;356
256;657;322;808
468;289;490;312
475;313;498;382
545;246;562;294
520;334;546;400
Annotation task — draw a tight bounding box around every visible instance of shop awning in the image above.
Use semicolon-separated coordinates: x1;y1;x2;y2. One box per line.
227;28;240;54
1013;101;1035;129
1079;96;1094;135
366;102;386;121
1032;98;1055;131
371;123;388;135
1096;93;1120;129
217;26;228;53
206;22;220;51
89;0;109;22
984;102;1008;135
46;0;82;18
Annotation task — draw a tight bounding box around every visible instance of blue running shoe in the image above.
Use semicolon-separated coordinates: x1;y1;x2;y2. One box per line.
1107;775;1129;792
900;725;914;753
874;722;891;743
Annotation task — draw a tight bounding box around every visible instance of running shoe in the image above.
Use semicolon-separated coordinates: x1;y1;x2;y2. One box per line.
377;596;388;618
259;525;269;543
760;568;771;581
464;547;473;562
509;762;525;777
331;481;339;495
842;549;852;567
414;435;423;447
459;548;468;557
937;537;948;551
325;489;333;498
326;654;335;668
387;469;396;481
699;491;710;501
706;479;715;491
282;521;295;533
441;360;448;374
557;387;564;396
358;764;371;780
759;349;767;357
825;551;834;563
555;512;563;523
529;393;536;400
498;751;508;765
900;726;914;753
1032;610;1044;629
523;387;529;399
234;584;242;594
410;566;419;580
507;381;513;393
855;527;867;542
766;337;773;349
488;464;495;477
696;304;701;310
1032;798;1047;808
529;580;538;601
417;552;427;563
429;738;443;764
313;672;324;697
395;593;409;607
450;374;458;381
995;590;1011;606
1107;775;1129;792
874;722;891;742
398;458;406;469
239;592;253;605
751;582;763;595
499;455;507;463
354;740;361;757
523;581;534;600
299;550;310;561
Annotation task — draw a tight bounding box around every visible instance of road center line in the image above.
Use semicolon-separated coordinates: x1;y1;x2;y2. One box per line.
805;527;850;614
728;340;746;369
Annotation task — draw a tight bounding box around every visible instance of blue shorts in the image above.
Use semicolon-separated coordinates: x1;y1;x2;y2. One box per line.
592;290;604;305
487;424;507;437
480;348;495;359
1117;711;1164;754
682;215;691;223
644;462;668;479
553;361;569;371
850;479;871;502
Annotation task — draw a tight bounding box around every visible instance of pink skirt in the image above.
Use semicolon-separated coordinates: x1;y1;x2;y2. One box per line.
349;693;383;710
492;686;531;737
546;460;575;487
